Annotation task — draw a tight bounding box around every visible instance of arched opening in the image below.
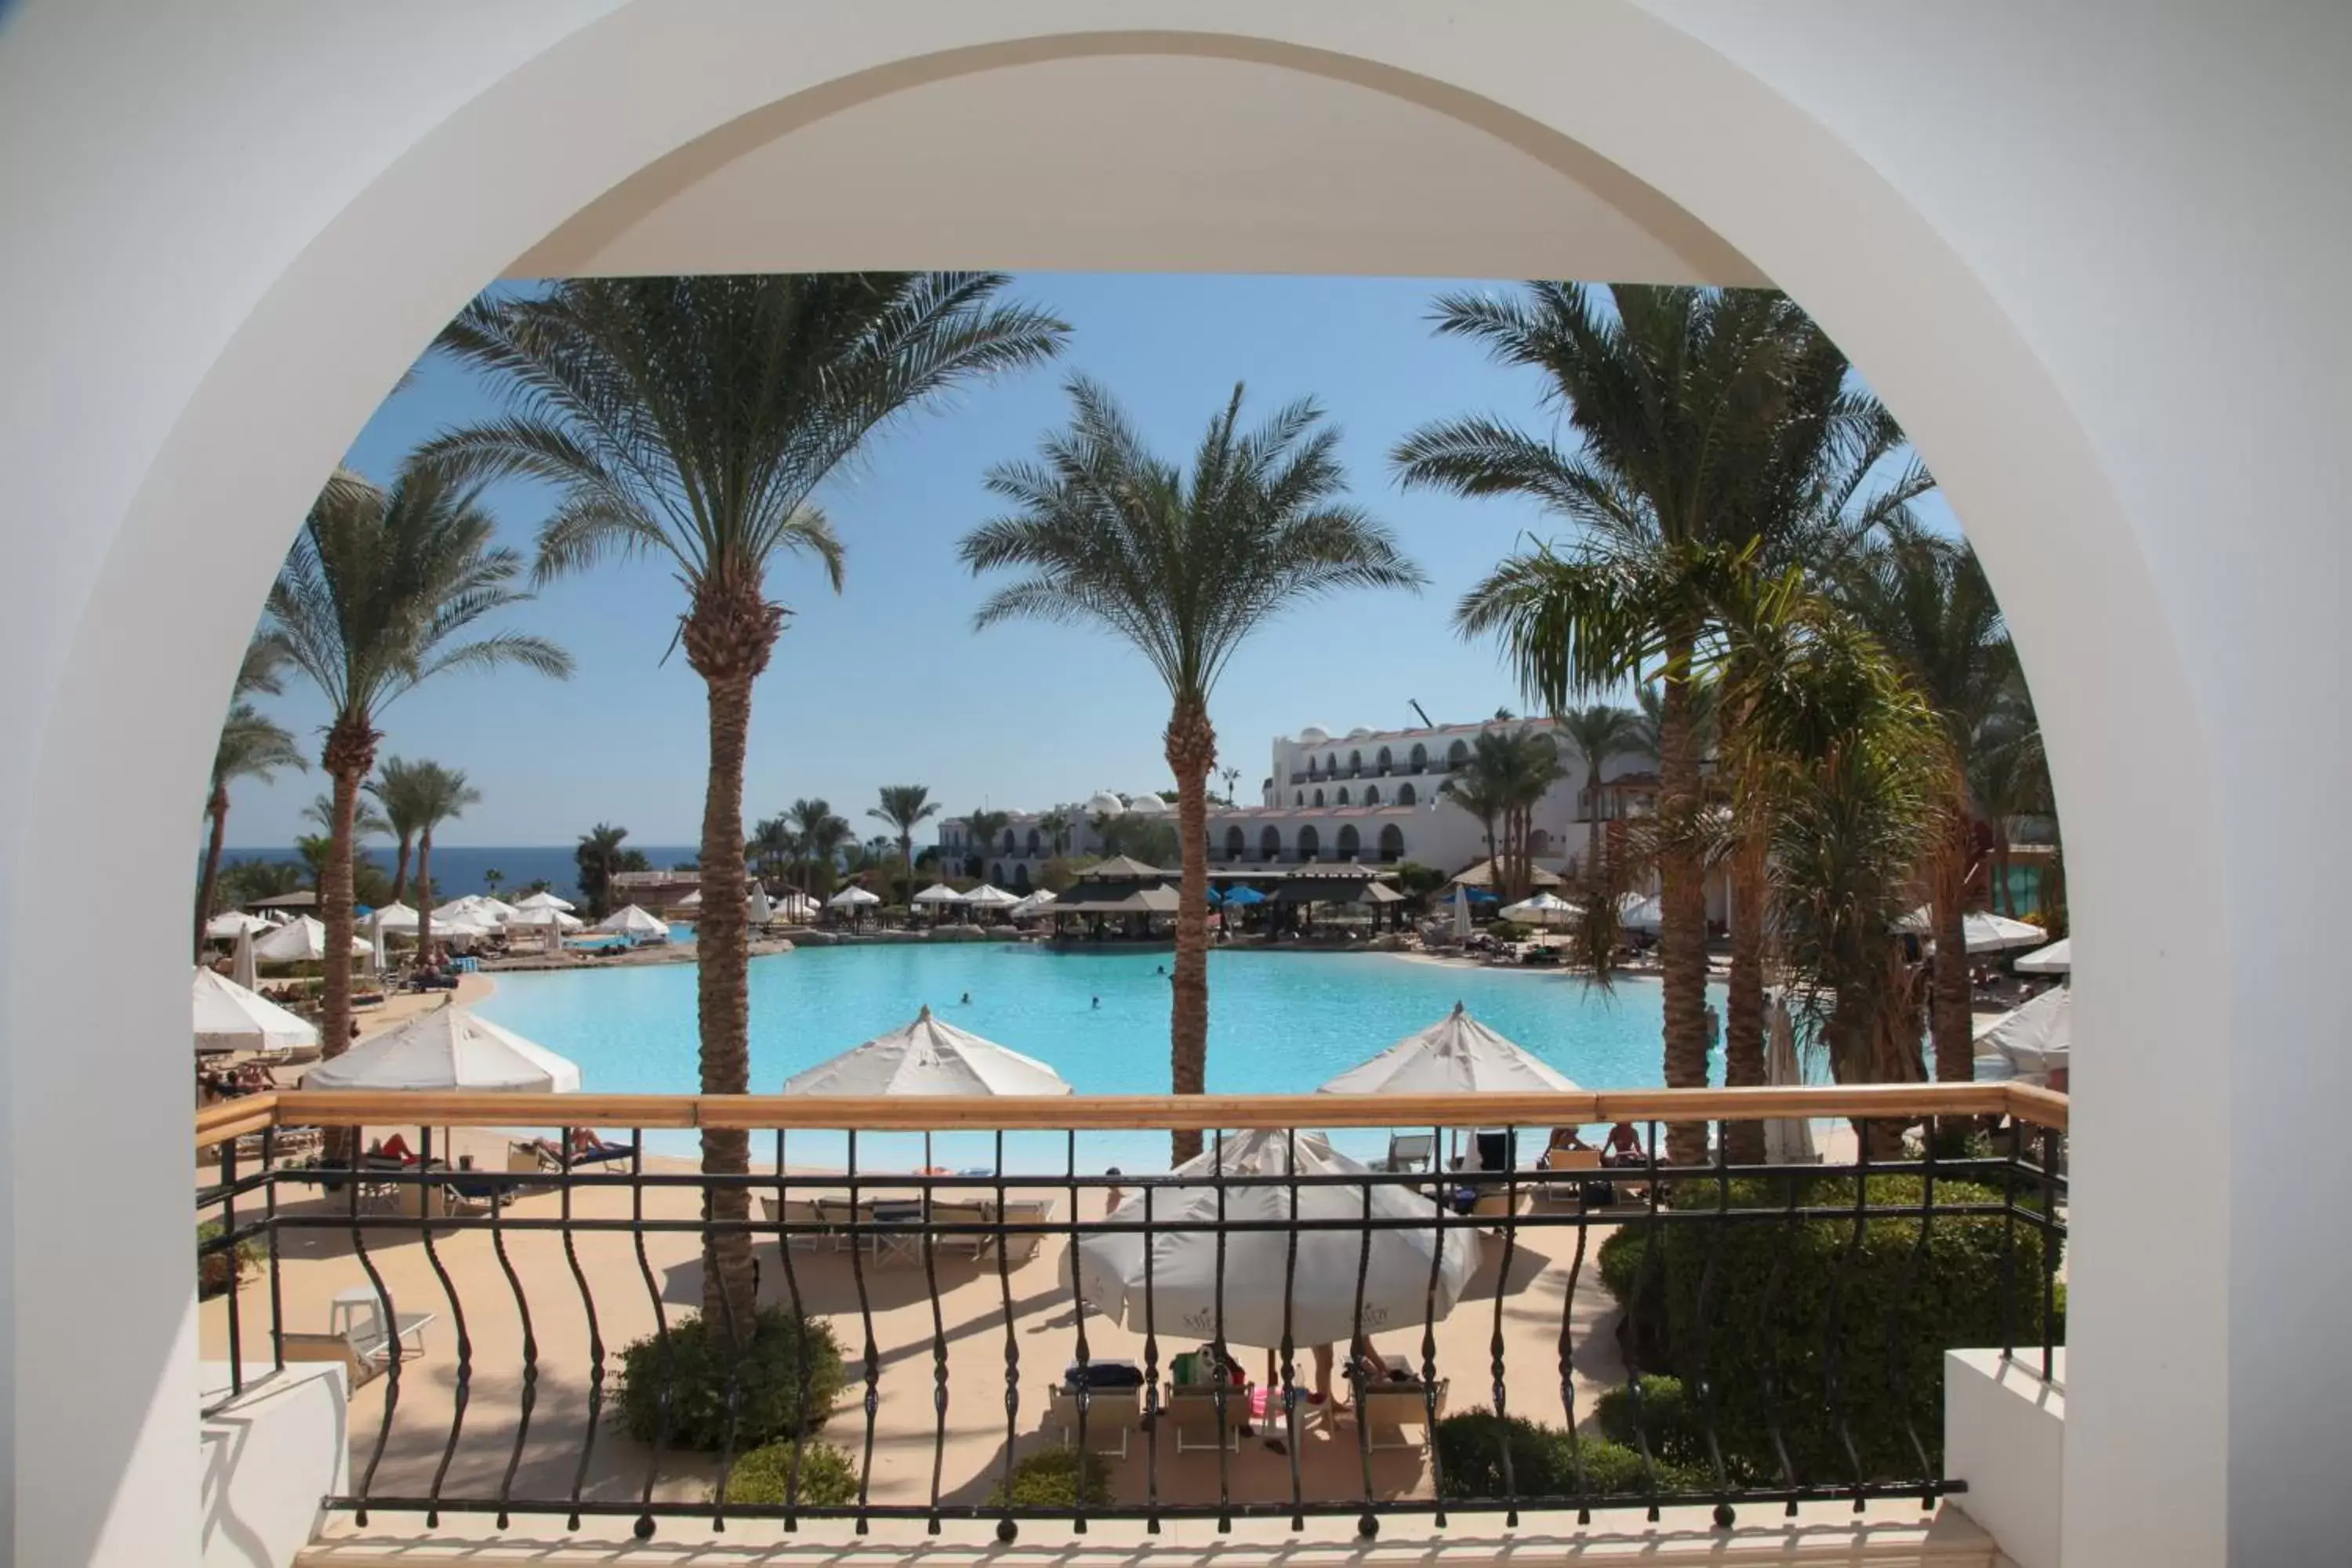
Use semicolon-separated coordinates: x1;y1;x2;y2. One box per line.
990;861;1006;885
1312;788;1324;806
1528;828;1552;857
1011;862;1032;891
1398;782;1417;806
1305;756;1319;780
1347;748;1363;775
1410;742;1428;771
1446;739;1469;770
1377;745;1392;771
1025;828;1041;856
1363;785;1381;805
1378;823;1406;862
1294;790;1304;806
1001;828;1017;854
1259;826;1283;863
1224;824;1245;862
1335;786;1349;805
1296;825;1321;862
1336;824;1361;860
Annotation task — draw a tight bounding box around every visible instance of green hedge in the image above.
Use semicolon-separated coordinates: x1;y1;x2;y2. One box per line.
1592;1172;2063;1484
1432;1410;1711;1501
985;1446;1114;1509
613;1306;845;1452
721;1439;858;1508
196;1219;260;1300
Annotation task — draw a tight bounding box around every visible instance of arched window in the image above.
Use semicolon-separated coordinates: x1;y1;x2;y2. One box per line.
1446;739;1469;769
1260;826;1283;862
1025;829;1042;857
1398;782;1417;806
1410;742;1428;771
991;862;1006;885
1305;756;1319;780
1224;825;1245;862
1378;824;1406;862
1003;829;1018;854
1529;828;1553;855
1336;824;1362;860
1363;786;1381;805
1297;825;1321;861
1348;749;1363;775
1011;862;1033;891
1312;788;1324;807
1335;786;1350;805
1325;752;1339;776
1294;791;1304;806
1377;746;1392;772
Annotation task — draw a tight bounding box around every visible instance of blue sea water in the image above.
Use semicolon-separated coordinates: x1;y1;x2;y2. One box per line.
472;943;1729;1173
222;844;701;902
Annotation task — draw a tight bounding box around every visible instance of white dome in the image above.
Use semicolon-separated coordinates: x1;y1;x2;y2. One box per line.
1124;791;1169;815
1298;726;1330;744
1085;790;1126;817
1347;727;1373;739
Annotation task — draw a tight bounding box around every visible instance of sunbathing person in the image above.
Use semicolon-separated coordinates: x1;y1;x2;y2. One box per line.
1602;1121;1648;1167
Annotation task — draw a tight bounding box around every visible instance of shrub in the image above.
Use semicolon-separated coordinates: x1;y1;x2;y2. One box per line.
613;1306;845;1452
720;1439;858;1508
1592;1173;2063;1483
196;1219;260;1299
1592;1375;1726;1476
1432;1410;1709;1501
984;1446;1113;1509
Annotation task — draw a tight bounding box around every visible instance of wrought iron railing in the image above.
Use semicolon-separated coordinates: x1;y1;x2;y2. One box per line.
194;1084;2065;1541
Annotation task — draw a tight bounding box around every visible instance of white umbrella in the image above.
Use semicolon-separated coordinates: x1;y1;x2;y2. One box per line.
299;1003;581;1094
1896;906;2045;953
1007;889;1058;919
370;902;419;934
963;884;1018;909
2014;937;2071;975
829;886;882;909
194;966;316;1054
678;890;703;909
597;904;669;938
252;915;370;964
784;1005;1071;1098
777;891;819;920
1319;1001;1580;1095
371;916;387;975
1763;994;1816;1165
1617;892;1663;933
1452;884;1472;940
1069;1130;1480;1346
204;910;272;941
1498;891;1580;927
747;885;775;924
515;890;576;913
1974;985;2073;1080
911;883;967;907
230;927;260;992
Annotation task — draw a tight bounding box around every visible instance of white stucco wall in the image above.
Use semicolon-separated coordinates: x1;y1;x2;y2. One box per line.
2;3;2347;1563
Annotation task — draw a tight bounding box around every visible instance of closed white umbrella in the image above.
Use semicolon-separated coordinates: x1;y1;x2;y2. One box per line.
1007;889;1058;919
194;967;317;1054
1896;906;2045;953
1763;994;1816;1164
2013;937;2071;975
299;1003;581;1094
678;890;703;909
1498;891;1580;927
777;891;819;920
1452;884;1472;940
1319;1001;1580;1096
597;904;669;938
514;890;576;913
1069;1130;1480;1346
1973;985;2073;1081
747;885;775;924
231;927;260;992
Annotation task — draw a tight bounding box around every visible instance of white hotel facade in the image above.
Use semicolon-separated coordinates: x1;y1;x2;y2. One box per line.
939;713;1667;890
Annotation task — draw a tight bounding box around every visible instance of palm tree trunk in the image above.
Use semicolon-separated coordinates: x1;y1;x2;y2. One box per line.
1657;643;1711;1166
319;719;375;1065
1584;786;1605;884
695;663;759;1338
1929;795;1976;1083
416;829;435;963
1165;696;1216;1164
390;833;415;905
195;789;230;963
1723;826;1769;1163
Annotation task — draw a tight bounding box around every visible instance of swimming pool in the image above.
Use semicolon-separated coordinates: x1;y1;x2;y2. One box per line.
474;944;1729;1171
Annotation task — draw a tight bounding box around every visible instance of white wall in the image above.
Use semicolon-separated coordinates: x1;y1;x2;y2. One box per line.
3;3;2347;1563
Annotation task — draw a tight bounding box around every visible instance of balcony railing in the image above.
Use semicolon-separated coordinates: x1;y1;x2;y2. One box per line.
195;1083;2065;1544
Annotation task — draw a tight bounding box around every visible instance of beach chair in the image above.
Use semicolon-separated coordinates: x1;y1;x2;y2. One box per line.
1046;1381;1145;1459
927;1199;995;1261
1350;1361;1449;1452
281;1303;437;1391
1381;1131;1436;1173
1166;1378;1254;1453
989;1196;1056;1263
1531;1146;1606;1207
757;1194;833;1250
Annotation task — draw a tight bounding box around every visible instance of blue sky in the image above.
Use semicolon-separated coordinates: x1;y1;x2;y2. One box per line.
226;273;1955;848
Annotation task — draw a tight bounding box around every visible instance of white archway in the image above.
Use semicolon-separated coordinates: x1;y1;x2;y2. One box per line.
7;5;2348;1564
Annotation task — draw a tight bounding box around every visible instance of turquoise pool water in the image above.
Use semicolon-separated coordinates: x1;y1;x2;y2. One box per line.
474;944;1726;1172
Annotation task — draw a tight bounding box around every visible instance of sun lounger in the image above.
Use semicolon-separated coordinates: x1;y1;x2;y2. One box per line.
1380;1132;1436;1173
927;1198;995;1261
1166;1378;1254;1453
988;1196;1056;1262
1349;1359;1449;1452
281;1306;437;1391
1047;1381;1145;1459
757;1194;834;1250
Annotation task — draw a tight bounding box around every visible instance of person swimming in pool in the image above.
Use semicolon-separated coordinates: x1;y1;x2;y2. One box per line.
960;991;971;1004
1091;995;1100;1009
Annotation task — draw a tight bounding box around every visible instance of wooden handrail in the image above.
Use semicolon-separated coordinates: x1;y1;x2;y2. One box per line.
199;1080;2063;1149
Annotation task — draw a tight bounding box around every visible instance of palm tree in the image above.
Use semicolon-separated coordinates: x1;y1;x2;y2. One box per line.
749;814;793;884
262;463;569;1069
194;639;306;958
1439;772;1505;882
1837;532;2014;1084
484;867;504;896
964;808;1011;880
1404;282;1854;1163
429;274;1064;1336
575;822;631;916
1037;808;1075;857
303;792;393;842
869;786;939;906
400;762;481;960
367;755;440;902
961;377;1423;1159
786;797;851;898
1556;702;1644;879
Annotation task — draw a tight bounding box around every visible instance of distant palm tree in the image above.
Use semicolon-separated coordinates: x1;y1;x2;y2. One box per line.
961;377;1423;1159
303;792;393;842
575;822;631;917
483;867;505;896
367;756;439;902
964;808;1011;880
749;814;793;884
786;797;851;897
1458;726;1563;898
403;763;481;959
194;638;305;959
1556;702;1645;878
1439;773;1505;880
262;464;568;1066
869;786;939;906
1037;808;1075;857
430;274;1065;1335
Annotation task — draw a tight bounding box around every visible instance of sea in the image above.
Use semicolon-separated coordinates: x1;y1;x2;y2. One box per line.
220;844;702;902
